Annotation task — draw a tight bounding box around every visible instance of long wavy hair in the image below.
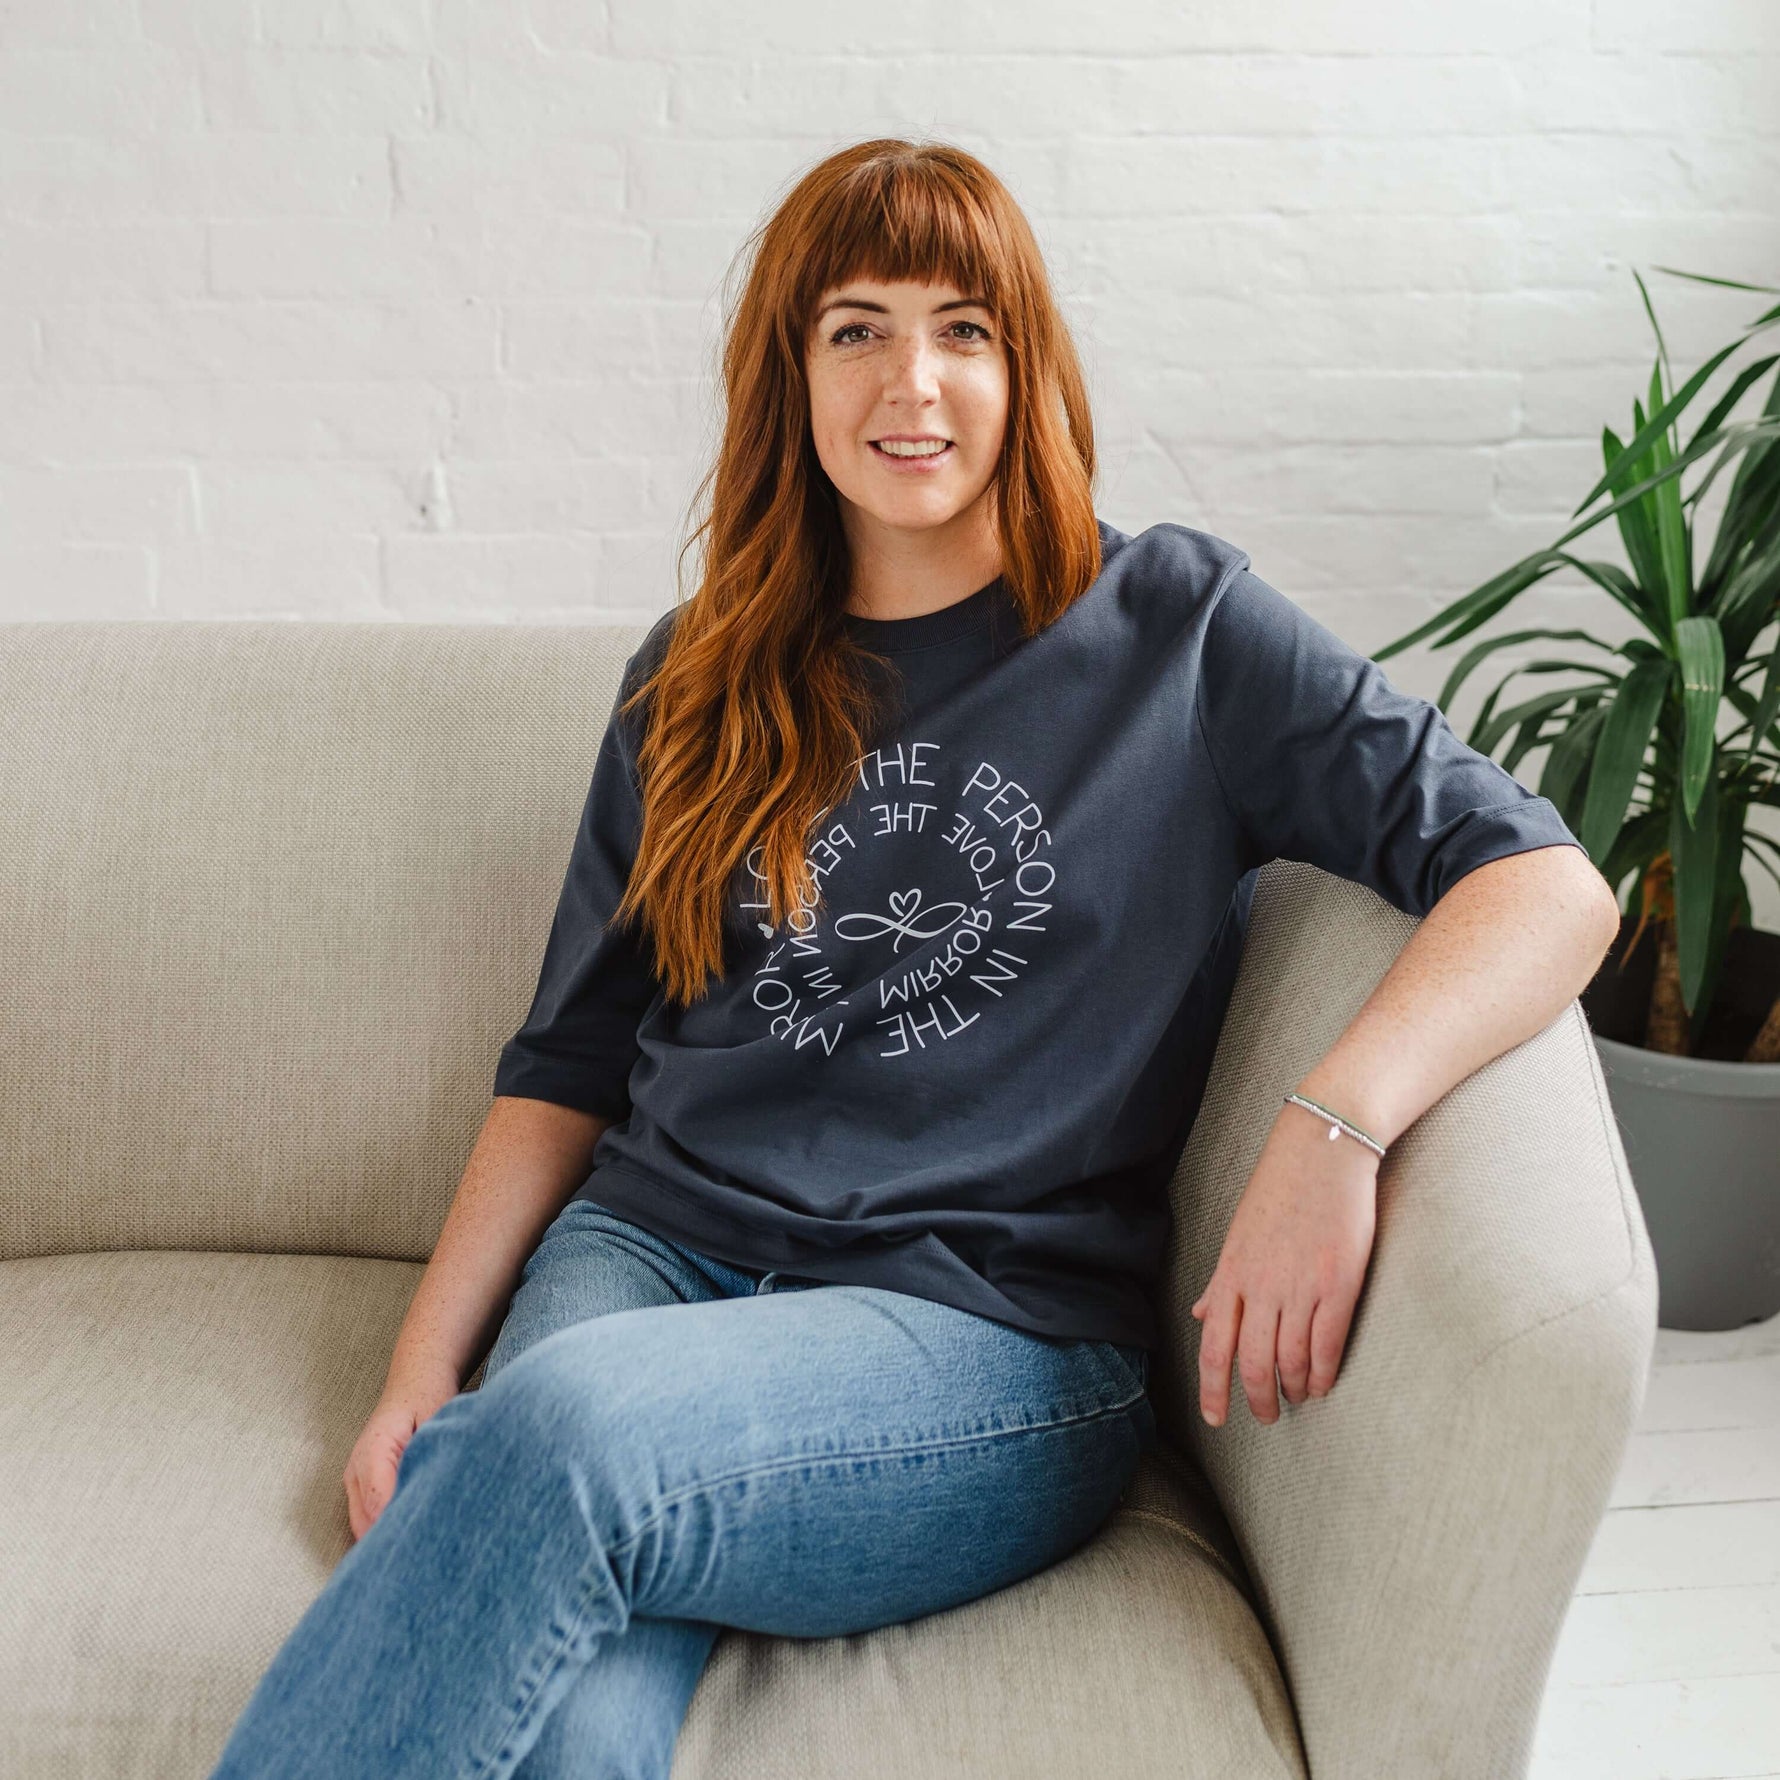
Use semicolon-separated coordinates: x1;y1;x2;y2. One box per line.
614;138;1103;1010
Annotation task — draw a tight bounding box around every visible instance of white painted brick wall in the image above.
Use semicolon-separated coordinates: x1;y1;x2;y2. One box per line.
2;0;1777;919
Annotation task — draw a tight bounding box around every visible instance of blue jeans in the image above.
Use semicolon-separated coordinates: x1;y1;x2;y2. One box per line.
210;1196;1156;1780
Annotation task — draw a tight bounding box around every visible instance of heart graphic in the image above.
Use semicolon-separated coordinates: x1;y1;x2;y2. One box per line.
888;888;920;918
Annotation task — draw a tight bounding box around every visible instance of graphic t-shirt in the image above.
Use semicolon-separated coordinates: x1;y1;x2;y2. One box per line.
493;519;1586;1349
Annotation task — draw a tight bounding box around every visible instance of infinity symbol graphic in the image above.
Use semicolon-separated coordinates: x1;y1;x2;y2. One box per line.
831;886;969;953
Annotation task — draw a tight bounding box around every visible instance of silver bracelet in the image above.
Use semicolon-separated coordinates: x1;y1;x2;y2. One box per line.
1282;1092;1387;1159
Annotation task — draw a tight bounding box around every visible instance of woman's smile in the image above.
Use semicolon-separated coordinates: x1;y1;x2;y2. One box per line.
868;436;957;470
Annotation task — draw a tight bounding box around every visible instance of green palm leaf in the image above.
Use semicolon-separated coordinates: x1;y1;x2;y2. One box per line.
1645;362;1694;624
1600;805;1668;897
1580;658;1672;860
1471;685;1590;756
1674;615;1726;819
1565;272;1779;523
1541;700;1612;822
1433;626;1634;711
1670;767;1719;1009
1702;348;1780;589
1374;421;1780;664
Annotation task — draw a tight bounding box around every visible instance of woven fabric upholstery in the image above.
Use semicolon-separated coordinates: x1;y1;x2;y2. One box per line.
0;1250;1304;1780
0;619;640;1265
0;621;1656;1779
1158;861;1658;1779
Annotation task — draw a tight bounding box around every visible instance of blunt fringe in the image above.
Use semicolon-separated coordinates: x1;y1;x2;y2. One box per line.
612;137;1103;1009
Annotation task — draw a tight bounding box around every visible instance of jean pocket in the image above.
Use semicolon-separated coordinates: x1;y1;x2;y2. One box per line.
1099;1340;1149;1395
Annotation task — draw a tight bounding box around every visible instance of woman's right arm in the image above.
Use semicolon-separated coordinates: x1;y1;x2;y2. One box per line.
343;1094;611;1539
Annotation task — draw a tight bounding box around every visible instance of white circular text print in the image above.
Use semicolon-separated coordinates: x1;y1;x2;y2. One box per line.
740;738;1056;1061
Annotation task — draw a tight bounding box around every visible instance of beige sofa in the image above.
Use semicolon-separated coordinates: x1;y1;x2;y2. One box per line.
0;619;1658;1779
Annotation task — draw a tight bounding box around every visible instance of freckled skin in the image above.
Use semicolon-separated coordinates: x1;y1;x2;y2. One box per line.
805;277;1009;623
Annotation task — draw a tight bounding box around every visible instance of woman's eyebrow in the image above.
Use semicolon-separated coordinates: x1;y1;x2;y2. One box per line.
813;294;993;322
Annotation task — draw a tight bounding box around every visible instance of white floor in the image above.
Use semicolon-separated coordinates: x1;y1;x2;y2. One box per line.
1529;1309;1780;1780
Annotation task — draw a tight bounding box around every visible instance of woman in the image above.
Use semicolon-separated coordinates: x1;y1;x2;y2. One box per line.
211;139;1620;1779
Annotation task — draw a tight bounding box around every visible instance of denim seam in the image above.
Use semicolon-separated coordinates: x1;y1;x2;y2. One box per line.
601;1388;1149;1562
464;1563;606;1780
1096;1340;1147;1397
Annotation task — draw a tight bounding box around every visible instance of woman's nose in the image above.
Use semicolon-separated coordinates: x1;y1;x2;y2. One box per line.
882;337;943;398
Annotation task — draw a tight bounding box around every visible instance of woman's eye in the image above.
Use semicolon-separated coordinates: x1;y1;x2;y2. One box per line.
827;320;994;346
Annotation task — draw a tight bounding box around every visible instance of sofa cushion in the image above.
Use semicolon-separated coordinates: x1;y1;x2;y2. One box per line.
0;1248;1306;1779
0;619;645;1266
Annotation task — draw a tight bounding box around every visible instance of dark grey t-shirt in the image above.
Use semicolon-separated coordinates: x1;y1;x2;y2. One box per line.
493;519;1585;1348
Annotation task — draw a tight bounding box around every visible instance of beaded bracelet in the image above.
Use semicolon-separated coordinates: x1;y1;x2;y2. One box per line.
1282;1091;1387;1160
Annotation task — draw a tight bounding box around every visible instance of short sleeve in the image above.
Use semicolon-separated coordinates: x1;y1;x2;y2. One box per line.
1193;566;1587;920
492;663;659;1120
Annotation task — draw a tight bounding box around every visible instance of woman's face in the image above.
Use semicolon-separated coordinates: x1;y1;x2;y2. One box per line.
804;277;1008;544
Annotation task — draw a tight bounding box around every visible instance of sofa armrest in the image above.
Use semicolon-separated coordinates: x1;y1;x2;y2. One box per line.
1152;860;1659;1780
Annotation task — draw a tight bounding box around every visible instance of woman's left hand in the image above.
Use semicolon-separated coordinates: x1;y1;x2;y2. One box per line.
1190;1103;1380;1427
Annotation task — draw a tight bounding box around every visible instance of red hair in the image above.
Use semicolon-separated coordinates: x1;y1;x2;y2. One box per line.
615;138;1102;1008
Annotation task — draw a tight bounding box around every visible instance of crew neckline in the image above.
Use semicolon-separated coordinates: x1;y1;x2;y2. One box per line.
840;572;1006;655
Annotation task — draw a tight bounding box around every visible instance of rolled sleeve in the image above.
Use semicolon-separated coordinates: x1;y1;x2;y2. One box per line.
493;663;659;1119
1194;566;1587;920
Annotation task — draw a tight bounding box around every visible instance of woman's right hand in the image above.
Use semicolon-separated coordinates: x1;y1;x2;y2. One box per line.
343;1377;460;1543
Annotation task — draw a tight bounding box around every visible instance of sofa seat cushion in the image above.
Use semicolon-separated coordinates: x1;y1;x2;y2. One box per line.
1;1250;1305;1779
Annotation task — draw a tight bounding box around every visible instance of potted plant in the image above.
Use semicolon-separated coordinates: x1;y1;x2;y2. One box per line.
1374;266;1780;1332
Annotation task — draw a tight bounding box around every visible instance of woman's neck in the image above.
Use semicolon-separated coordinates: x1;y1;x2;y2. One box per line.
841;520;1002;622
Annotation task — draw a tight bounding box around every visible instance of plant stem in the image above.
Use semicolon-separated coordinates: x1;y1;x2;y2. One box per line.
1748;992;1780;1063
1644;914;1691;1056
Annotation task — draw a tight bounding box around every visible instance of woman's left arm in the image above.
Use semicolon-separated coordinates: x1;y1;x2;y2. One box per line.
1192;841;1623;1429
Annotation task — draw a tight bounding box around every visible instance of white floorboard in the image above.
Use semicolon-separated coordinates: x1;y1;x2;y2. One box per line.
1528;1311;1780;1780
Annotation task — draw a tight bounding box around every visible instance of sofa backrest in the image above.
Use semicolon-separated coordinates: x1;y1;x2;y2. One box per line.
1;619;644;1263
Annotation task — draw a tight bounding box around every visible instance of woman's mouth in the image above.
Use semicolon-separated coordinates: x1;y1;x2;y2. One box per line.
869;439;955;468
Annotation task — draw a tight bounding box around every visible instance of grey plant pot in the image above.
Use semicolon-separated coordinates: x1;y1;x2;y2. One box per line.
1582;915;1780;1331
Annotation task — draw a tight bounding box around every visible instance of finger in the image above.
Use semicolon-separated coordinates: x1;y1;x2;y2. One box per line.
1198;1287;1242;1427
1276;1300;1315;1405
1238;1299;1282;1425
1307;1293;1355;1398
355;1465;382;1533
